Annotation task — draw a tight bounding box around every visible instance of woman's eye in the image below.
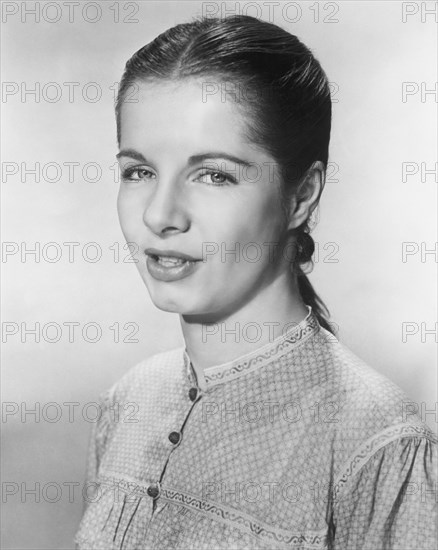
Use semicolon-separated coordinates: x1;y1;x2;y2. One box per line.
197;170;237;186
121;167;156;181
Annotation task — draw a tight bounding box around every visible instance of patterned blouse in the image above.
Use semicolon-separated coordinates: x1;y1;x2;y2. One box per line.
75;307;437;550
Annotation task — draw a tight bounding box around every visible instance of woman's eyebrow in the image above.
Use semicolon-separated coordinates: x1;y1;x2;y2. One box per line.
116;149;254;168
188;153;253;168
116;149;148;163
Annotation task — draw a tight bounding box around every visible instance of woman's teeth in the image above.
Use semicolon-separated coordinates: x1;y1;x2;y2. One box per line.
154;255;188;267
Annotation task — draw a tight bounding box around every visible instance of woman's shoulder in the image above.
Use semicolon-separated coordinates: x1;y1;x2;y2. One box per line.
97;346;185;406
308;330;437;527
327;337;408;403
293;328;437;458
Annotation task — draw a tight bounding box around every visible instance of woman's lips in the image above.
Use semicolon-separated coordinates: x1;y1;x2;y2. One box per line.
144;247;200;262
144;249;202;282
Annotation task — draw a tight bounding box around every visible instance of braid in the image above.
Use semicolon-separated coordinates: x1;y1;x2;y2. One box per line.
294;224;335;336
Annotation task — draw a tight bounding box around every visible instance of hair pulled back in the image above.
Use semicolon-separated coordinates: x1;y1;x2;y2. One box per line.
116;15;334;334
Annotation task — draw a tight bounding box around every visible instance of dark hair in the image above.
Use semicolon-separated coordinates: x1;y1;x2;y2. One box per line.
115;15;335;335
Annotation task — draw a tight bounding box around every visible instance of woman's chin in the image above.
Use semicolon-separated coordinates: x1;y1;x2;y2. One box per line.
149;294;198;315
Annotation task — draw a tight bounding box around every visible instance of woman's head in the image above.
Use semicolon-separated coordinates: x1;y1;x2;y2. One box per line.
116;15;333;332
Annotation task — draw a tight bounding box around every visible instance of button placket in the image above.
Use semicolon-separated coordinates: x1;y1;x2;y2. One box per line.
149;385;202;516
166;386;201;449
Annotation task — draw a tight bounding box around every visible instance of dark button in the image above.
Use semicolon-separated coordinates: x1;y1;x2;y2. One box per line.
188;387;198;401
147;483;160;499
168;431;181;445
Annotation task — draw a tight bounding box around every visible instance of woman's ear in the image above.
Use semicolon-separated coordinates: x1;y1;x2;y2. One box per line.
287;161;325;230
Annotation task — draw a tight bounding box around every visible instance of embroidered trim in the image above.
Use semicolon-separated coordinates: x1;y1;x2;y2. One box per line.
183;307;320;388
98;473;152;497
160;487;328;548
333;422;437;501
84;474;329;548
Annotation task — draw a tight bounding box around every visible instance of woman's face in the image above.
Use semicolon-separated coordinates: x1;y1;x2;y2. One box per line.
117;78;291;320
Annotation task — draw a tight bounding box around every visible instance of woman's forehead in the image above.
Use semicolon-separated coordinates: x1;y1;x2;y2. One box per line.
120;78;241;129
118;79;267;163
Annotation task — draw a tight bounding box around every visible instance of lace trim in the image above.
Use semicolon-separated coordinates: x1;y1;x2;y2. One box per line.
160;486;328;548
333;422;437;501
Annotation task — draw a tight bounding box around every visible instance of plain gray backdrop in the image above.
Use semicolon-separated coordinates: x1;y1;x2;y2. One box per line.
2;1;437;548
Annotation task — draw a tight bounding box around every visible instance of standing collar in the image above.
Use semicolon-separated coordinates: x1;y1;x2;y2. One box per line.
183;306;320;391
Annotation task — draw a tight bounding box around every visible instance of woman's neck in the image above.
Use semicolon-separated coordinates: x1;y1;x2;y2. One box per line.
180;273;308;379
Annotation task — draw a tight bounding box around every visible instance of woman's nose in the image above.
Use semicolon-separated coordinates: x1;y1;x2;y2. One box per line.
142;179;190;236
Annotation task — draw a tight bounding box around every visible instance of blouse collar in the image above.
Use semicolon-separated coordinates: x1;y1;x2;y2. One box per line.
183;305;320;391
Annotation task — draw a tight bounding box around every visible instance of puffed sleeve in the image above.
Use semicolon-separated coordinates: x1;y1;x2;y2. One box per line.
332;434;438;549
82;387;116;512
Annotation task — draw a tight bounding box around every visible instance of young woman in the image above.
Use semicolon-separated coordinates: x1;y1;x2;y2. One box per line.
75;15;437;550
